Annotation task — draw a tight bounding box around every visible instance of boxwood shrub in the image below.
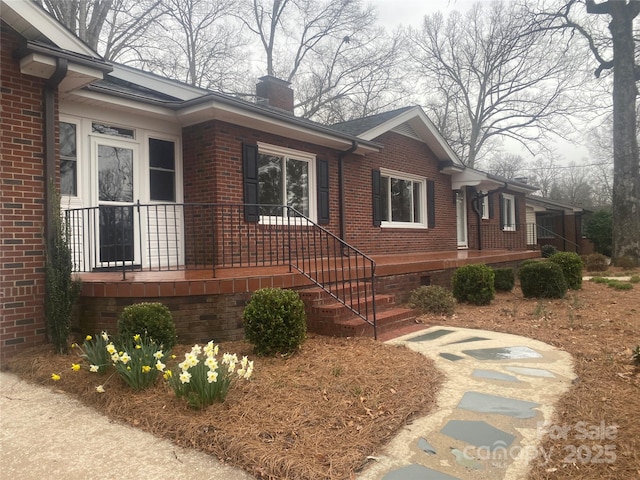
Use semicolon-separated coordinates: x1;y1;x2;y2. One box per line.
519;262;567;298
549;251;583;290
452;264;495;305
243;288;307;356
408;285;456;316
118;302;177;349
492;267;515;292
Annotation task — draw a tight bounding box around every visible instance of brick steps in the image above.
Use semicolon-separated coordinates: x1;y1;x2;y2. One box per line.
297;284;417;338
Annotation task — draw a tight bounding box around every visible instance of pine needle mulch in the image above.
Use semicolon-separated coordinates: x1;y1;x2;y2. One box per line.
6;335;443;480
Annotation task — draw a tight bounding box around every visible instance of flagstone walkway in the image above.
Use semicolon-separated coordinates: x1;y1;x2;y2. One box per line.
358;326;575;480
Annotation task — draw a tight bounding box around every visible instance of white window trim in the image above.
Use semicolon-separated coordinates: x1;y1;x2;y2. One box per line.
481;191;490;220
59;116;81;201
257;142;317;225
379;168;427;229
144;133;183;205
502;193;516;231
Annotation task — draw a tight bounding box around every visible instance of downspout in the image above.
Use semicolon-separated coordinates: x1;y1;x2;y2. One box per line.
44;58;68;249
338;140;358;242
470;190;483;250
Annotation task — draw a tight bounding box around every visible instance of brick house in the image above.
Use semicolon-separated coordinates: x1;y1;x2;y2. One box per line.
1;2;538;362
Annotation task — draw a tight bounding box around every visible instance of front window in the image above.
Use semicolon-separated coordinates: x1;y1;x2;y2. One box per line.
537;215;555;238
149;138;176;202
60;122;77;196
501;194;516;231
480;191;489;219
380;169;426;228
257;143;314;220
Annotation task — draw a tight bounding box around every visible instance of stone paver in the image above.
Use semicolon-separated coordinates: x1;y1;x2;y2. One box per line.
357;326;575;480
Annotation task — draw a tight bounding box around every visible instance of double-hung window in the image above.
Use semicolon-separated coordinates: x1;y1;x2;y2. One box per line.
60;121;78;196
257;143;315;221
501;194;516;231
379;169;426;228
480;191;490;219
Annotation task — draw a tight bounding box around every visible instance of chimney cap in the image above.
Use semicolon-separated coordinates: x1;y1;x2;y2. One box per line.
258;75;292;87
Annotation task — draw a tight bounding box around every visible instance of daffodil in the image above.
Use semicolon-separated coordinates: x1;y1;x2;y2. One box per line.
190;344;202;356
101;331;109;341
95;385;105;393
106;343;117;354
204;356;218;370
135;344;142;349
111;352;120;363
155;361;166;372
163;370;173;380
51;373;61;381
153;351;164;360
71;363;81;372
133;334;140;342
179;371;192;384
119;352;131;364
85;335;92;341
71;343;77;349
207;370;218;383
141;365;152;373
89;365;100;373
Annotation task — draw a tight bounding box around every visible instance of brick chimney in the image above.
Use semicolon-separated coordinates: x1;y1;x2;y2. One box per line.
256;75;294;113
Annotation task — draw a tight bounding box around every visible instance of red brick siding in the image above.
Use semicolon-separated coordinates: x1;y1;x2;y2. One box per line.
1;23;49;363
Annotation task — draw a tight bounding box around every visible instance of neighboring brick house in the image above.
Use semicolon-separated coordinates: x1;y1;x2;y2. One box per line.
1;2;538;361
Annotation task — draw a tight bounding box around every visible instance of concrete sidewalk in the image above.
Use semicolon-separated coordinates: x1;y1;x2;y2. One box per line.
1;327;575;480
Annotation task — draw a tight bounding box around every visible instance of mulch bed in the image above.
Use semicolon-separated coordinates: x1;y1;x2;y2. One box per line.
7;334;443;480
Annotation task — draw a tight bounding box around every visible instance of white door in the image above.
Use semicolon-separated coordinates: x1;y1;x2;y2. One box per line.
456;190;468;248
93;138;138;266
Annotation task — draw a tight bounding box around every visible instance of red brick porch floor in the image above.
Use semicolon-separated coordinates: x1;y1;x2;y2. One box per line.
78;249;539;299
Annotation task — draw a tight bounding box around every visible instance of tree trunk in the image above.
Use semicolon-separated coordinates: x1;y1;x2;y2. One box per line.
609;3;640;266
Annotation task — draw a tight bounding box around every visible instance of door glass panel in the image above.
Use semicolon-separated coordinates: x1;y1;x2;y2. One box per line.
99;205;134;263
98;145;133;202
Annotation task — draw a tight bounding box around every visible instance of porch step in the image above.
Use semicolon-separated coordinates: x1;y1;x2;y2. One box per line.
296;284;418;339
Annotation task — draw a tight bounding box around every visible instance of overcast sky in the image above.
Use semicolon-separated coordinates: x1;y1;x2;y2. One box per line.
372;0;478;30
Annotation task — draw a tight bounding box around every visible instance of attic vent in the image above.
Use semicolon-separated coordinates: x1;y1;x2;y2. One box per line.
391;123;420;140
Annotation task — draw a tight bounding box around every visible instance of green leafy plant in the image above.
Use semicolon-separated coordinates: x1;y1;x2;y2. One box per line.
549;252;584;290
452;264;495;305
590;276;608;284
109;334;168;390
118;302;177;350
72;332;111;374
45;183;82;354
243;288;307;356
585;209;612;257
407;285;456;316
632;346;640;366
607;281;633;291
630;276;640;284
541;244;558;258
492;267;515;292
166;342;253;409
519;261;568;299
584;253;609;272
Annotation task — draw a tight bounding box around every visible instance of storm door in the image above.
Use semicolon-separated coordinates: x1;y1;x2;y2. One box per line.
94;138;138;266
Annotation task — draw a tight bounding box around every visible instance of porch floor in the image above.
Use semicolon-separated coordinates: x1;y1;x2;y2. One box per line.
78;249;540;298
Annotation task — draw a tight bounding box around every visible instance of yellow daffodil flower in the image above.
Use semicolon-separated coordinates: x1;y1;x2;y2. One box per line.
85;335;92;341
89;365;99;373
141;365;151;373
51;373;61;381
71;363;81;372
95;385;105;393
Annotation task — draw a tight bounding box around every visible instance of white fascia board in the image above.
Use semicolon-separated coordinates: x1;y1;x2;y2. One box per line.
1;0;97;57
20;53;104;91
178;100;379;155
69;89;179;120
108;64;207;102
357;106;463;165
451;169;504;191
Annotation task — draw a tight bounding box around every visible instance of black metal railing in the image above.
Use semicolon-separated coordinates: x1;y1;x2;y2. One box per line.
65;202;377;337
467;223;536;250
535;225;581;253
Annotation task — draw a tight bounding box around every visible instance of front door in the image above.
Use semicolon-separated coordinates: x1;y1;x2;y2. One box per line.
93;138;138;266
456;190;468;248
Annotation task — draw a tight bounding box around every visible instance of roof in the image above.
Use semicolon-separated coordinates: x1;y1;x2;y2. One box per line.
526;196;589;214
331;107;415;136
452;167;538;193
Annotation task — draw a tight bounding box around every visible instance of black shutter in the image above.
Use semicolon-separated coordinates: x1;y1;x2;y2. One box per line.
514;196;520;229
372;169;381;227
488;192;494;219
427;180;436;228
499;193;505;229
242;143;259;222
317;158;329;225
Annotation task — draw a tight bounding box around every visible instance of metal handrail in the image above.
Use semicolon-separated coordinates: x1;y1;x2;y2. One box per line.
64;202;377;338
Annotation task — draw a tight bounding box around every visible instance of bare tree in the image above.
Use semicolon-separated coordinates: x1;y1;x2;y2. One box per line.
141;0;246;90
37;0;165;61
408;2;585;167
538;0;640;266
528;157;561;198
485;154;527;180
552;161;595;206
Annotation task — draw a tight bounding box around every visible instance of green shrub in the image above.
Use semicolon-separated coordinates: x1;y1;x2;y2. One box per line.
408;286;456;316
452;264;495;305
519;262;568;299
590;276;608;284
615;256;638;269
118;302;177;350
630;276;640;284
607;281;633;291
585;209;612;257
549;252;583;290
584;253;609;272
243;288;307;356
541;244;558;258
492;268;515;292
